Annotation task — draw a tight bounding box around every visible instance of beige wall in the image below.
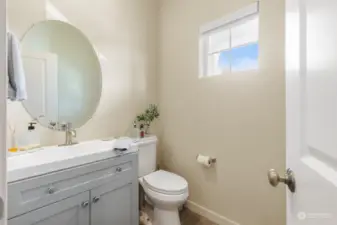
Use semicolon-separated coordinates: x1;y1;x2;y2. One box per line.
7;0;158;146
7;0;286;224
157;0;286;225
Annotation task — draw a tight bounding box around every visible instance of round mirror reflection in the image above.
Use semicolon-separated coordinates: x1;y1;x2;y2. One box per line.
21;20;102;129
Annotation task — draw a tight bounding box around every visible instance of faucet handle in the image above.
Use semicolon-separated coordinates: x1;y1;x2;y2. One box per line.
48;121;57;130
71;130;77;138
60;122;68;131
60;122;73;131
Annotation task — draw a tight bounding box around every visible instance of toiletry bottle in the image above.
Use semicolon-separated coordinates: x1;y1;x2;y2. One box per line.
140;124;145;138
15;122;40;151
7;123;18;152
26;122;40;150
132;121;140;138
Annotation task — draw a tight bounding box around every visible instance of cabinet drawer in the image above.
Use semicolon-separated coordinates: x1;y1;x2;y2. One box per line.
8;154;137;219
8;192;90;225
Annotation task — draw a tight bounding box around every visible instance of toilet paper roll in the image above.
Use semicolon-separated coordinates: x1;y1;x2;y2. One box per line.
196;154;212;167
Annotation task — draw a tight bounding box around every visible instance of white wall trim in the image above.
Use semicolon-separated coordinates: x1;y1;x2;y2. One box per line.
186;200;241;225
200;2;259;34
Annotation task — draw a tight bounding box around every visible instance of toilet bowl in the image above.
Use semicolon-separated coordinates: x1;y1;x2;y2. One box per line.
134;136;189;225
139;170;189;225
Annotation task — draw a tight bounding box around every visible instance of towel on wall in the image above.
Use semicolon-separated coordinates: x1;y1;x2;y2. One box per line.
7;31;27;101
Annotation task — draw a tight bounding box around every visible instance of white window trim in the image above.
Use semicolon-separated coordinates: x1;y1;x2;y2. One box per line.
199;2;260;77
200;2;259;34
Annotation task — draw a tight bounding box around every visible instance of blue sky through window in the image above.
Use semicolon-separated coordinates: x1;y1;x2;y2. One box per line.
218;50;230;71
218;42;259;72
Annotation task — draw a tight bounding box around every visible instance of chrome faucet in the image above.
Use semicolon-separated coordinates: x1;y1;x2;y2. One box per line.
60;122;78;146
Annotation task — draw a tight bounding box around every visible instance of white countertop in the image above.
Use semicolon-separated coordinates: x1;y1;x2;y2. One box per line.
7;138;138;183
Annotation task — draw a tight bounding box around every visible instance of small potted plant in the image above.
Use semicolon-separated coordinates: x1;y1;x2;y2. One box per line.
136;104;160;134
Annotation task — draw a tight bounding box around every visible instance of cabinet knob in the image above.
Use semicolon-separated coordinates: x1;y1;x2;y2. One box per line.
81;201;89;208
92;196;100;203
47;187;56;194
116;167;122;172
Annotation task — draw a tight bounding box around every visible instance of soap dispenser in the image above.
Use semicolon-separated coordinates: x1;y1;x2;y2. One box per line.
131;121;140;139
15;122;40;151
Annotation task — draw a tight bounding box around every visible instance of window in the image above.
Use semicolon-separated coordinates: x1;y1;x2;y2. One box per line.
199;2;259;77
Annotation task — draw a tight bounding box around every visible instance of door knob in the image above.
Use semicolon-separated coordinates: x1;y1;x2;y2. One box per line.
268;168;296;193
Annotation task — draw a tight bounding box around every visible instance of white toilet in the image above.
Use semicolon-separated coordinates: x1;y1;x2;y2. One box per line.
133;136;189;225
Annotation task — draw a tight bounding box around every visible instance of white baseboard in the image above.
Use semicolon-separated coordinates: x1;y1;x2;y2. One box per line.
185;200;241;225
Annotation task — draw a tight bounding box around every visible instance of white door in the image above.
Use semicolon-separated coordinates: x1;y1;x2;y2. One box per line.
285;0;337;224
0;0;7;224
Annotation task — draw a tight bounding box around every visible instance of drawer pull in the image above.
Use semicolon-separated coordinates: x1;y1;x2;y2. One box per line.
47;187;56;194
116;167;122;172
81;201;89;208
93;196;100;203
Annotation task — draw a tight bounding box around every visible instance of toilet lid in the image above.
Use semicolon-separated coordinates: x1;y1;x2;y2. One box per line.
143;170;188;195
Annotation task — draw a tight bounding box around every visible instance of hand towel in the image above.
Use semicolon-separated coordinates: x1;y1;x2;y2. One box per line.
113;137;134;151
7;31;27;101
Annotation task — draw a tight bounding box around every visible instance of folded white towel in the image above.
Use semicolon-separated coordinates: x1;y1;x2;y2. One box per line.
7;31;27;101
113;137;134;150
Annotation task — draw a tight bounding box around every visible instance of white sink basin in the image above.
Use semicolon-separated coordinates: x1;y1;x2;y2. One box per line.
7;138;137;183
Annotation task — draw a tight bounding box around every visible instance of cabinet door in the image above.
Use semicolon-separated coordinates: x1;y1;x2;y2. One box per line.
8;192;90;225
91;176;138;225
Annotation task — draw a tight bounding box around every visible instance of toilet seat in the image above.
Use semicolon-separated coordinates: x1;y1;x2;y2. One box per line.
143;170;188;195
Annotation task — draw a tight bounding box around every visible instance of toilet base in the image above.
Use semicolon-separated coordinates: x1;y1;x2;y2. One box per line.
153;207;181;225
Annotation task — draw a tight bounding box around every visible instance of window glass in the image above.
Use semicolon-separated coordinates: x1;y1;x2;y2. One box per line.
208;29;230;54
218;50;231;72
199;3;259;77
231;42;258;71
231;17;259;48
207;53;221;76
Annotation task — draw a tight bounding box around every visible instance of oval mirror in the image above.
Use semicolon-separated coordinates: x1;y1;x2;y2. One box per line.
21;20;102;130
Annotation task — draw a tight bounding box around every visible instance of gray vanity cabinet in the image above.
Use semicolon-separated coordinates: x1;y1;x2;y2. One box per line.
8;153;139;225
8;192;90;225
91;180;132;225
8;180;135;225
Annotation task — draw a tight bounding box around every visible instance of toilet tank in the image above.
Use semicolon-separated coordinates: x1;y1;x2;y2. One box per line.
132;136;157;177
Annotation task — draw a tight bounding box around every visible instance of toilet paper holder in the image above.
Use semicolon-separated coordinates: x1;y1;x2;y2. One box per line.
208;157;217;164
196;154;217;164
